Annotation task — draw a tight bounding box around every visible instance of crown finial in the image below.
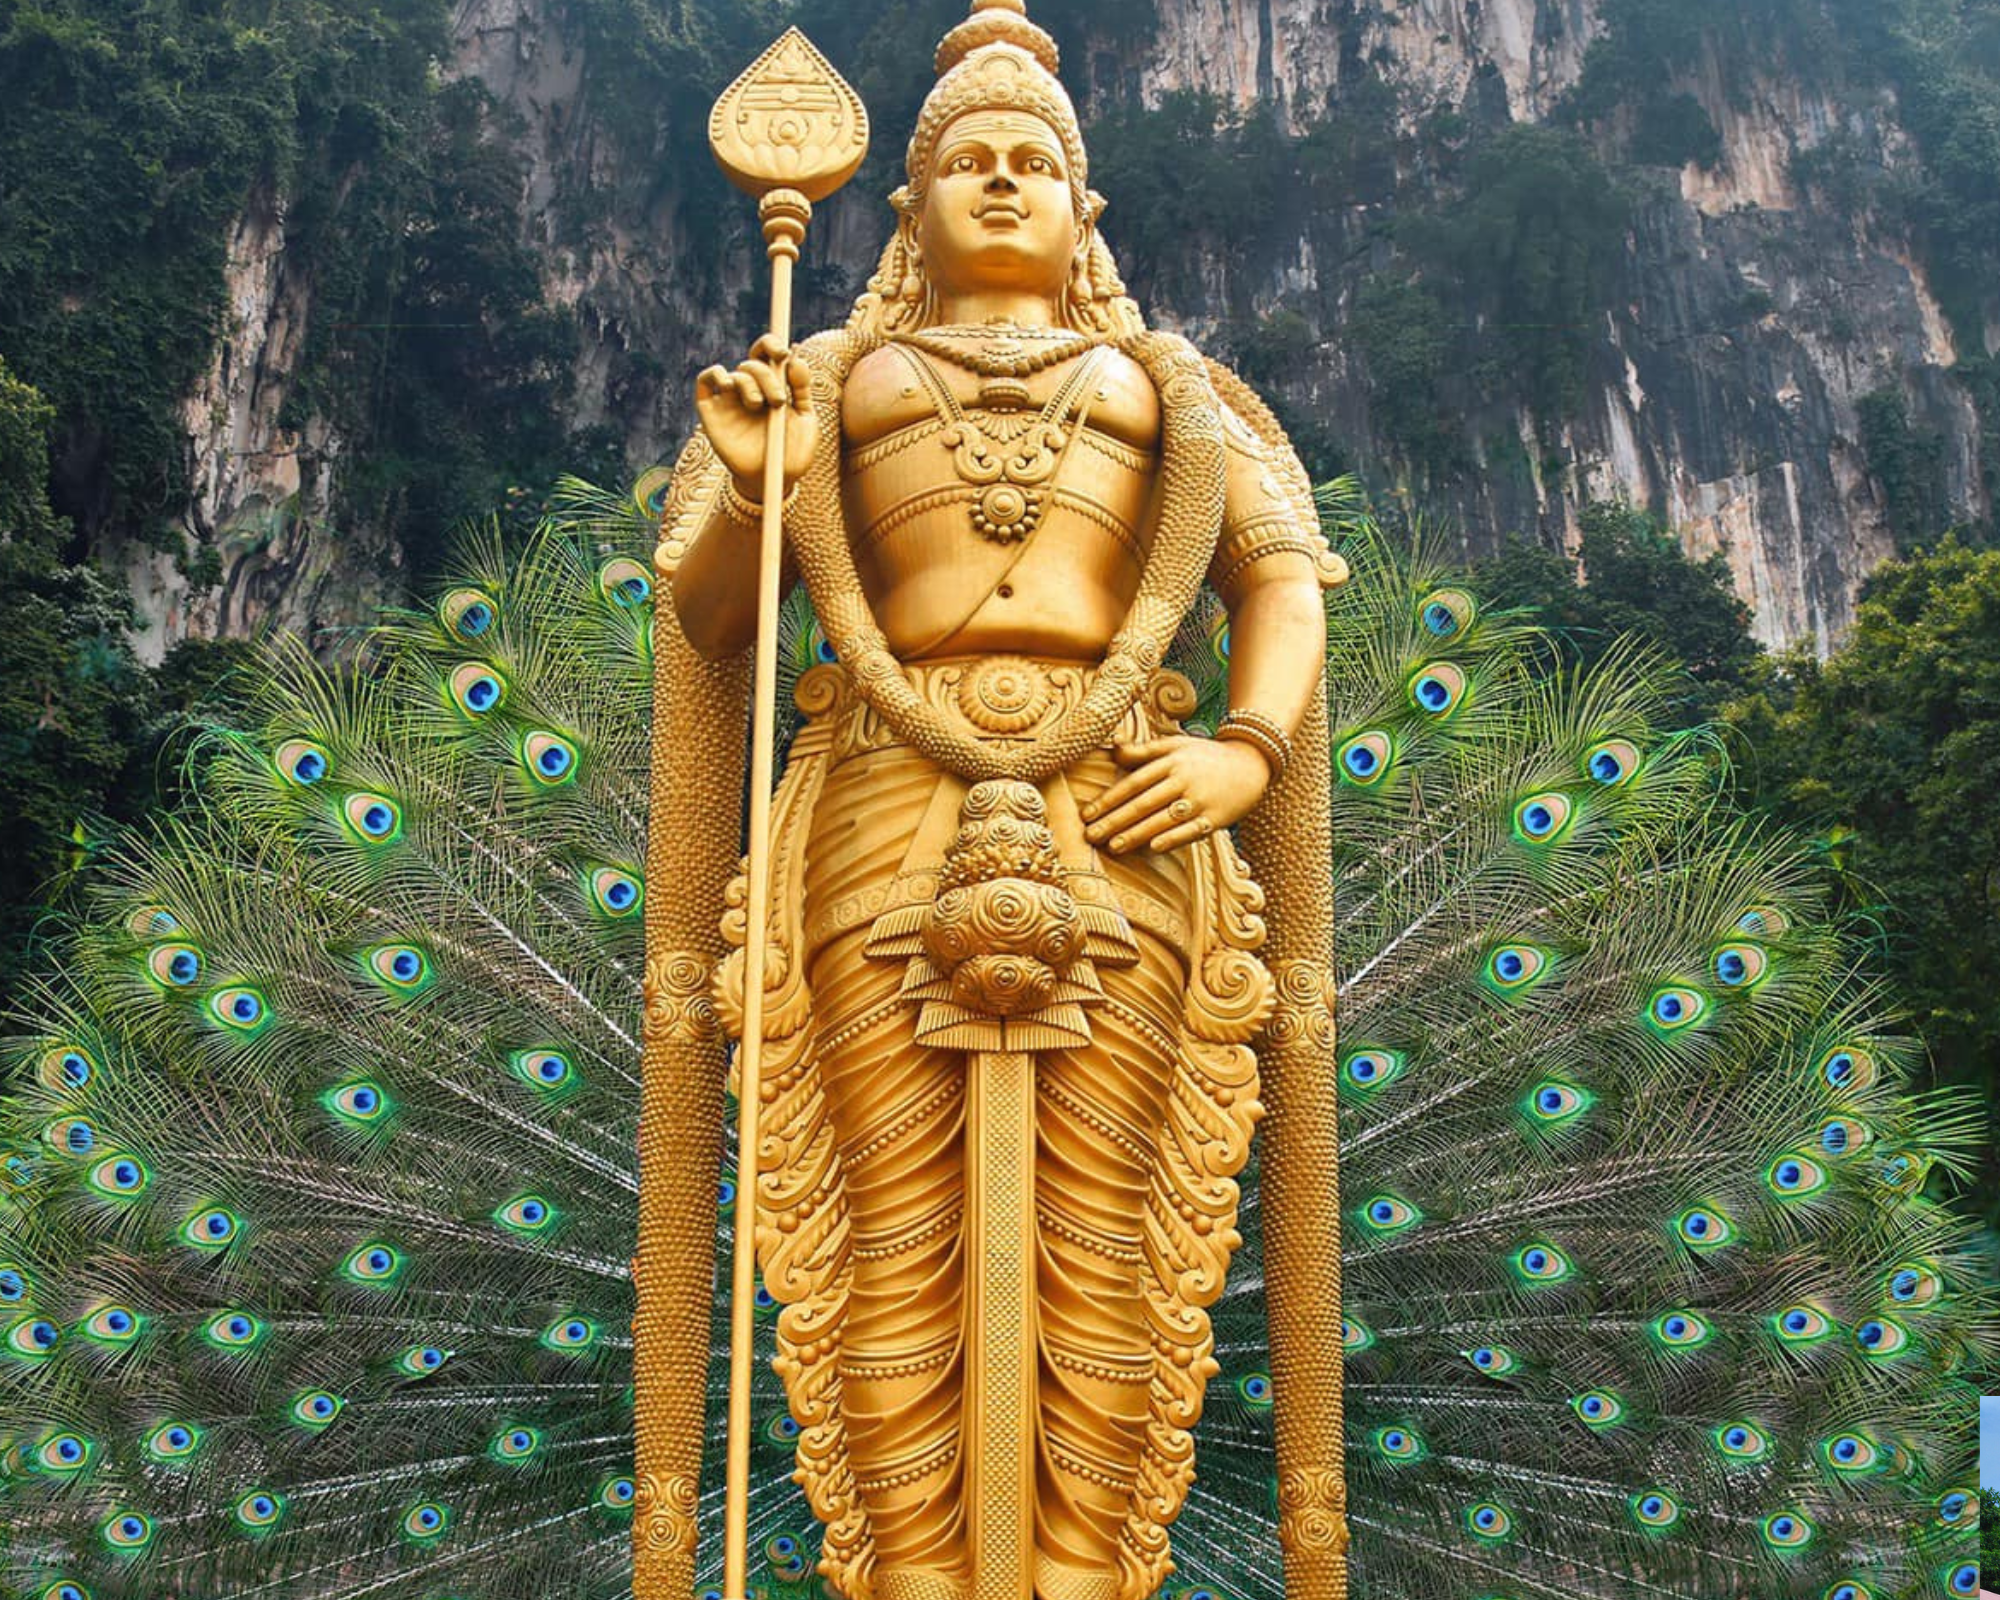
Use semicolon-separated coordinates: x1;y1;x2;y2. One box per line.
936;0;1059;76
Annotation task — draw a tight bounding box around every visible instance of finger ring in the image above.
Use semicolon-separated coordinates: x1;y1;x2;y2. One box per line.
1170;798;1194;820
1197;817;1213;835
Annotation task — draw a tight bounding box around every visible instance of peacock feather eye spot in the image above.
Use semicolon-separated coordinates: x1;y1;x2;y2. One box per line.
512;1049;577;1094
588;866;644;917
275;738;332;788
41;1045;96;1091
101;1511;154;1551
1522;1080;1592;1126
1819;1117;1869;1156
1826;1585;1874;1600
1774;1304;1833;1343
448;662;509;718
42;1582;90;1600
395;1343;452;1377
1887;1262;1943;1307
1935;1490;1972;1526
1486;944;1549;992
52;1118;95;1154
341;1241;405;1286
766;1410;803;1444
1675;1205;1734;1249
1853;1316;1911;1358
1873;1145;1931;1195
33;1431;95;1475
290;1389;345;1431
180;1206;242;1250
1359;1194;1421;1235
202;1309;266;1349
148;943;203;987
1583;739;1640;786
1465;1344;1517;1376
1407;662;1466;717
208;986;270;1032
342;792;404;844
1715;1421;1768;1459
143;1420;202;1462
1949;1564;1980;1596
325;1078;393;1127
1343;1317;1376;1353
1761;1511;1814;1550
1766;1152;1828;1199
1336;730;1394;786
1818;1045;1877;1091
402;1501;451;1541
1630;1490;1681;1530
542;1314;600;1352
1821;1433;1880;1473
1464;1502;1512;1541
86;1152;150;1199
1235;1372;1272;1406
1512;1241;1573;1283
1512;792;1573;844
522;731;578;785
365;944;432;993
234;1490;286;1532
1712;943;1767;987
490;1424;543;1463
1419;588;1477;636
1340;1046;1405;1095
6;1314;61;1357
0;1266;25;1303
496;1193;558;1235
1651;1309;1711;1349
1373;1425;1423;1461
1571;1390;1626;1429
1736;904;1791;937
1647;985;1708;1031
441;589;497;638
599;557;653;609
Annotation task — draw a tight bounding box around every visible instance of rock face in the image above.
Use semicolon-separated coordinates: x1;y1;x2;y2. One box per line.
151;0;1990;655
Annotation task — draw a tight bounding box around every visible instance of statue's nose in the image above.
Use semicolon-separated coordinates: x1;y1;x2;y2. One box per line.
986;170;1018;191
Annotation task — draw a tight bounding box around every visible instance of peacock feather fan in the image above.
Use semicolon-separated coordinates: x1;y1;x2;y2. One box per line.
0;476;1988;1600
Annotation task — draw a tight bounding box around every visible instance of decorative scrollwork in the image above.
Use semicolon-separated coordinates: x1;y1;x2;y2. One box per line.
633;1471;699;1556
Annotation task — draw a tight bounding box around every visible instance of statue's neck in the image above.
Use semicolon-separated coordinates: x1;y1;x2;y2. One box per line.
930;287;1063;328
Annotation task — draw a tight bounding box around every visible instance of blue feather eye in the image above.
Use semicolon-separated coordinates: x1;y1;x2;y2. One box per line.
598;1473;638;1511
1512;792;1573;844
808;620;839;664
1464;1344;1517;1376
1583;739;1640;786
495;1193;559;1236
86;1152;150;1199
1571;1390;1625;1429
395;1343;451;1377
1820;1433;1880;1473
1629;1490;1682;1531
766;1409;803;1446
1674;1205;1734;1250
234;1490;287;1533
1650;1309;1712;1349
441;588;497;638
323;1078;393;1127
201;1309;267;1350
142;1421;202;1463
1359;1194;1421;1235
1234;1372;1272;1407
364;944;432;993
45;1117;95;1155
541;1314;600;1352
1343;1317;1377;1354
1372;1425;1424;1461
1205;607;1231;665
340;1242;406;1286
512;1049;578;1094
1824;1584;1875;1600
588;866;644;917
401;1501;452;1542
1713;1420;1769;1460
0;1263;27;1303
1336;730;1394;786
522;731;579;785
40;1045;97;1092
1817;1045;1877;1091
1486;944;1550;992
99;1510;155;1552
179;1206;243;1251
1340;1046;1406;1096
1463;1502;1513;1541
1511;1241;1573;1284
1946;1566;1980;1597
1521;1080;1593;1127
1736;904;1791;937
342;792;404;843
1711;943;1767;987
1760;1511;1814;1550
1407;662;1466;717
1765;1153;1828;1199
1418;587;1477;636
489;1424;544;1464
32;1431;96;1476
5;1314;60;1359
290;1390;345;1432
599;557;652;609
1646;985;1708;1031
1853;1316;1911;1359
1773;1304;1835;1345
275;739;331;787
1873;1145;1931;1195
1819;1116;1870;1156
147;943;203;987
1886;1262;1943;1308
38;1582;92;1600
448;662;508;718
208;986;270;1032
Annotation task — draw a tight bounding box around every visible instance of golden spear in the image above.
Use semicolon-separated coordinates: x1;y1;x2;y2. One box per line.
705;30;867;1599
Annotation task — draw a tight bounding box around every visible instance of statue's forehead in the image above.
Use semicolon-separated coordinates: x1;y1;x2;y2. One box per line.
931;107;1066;156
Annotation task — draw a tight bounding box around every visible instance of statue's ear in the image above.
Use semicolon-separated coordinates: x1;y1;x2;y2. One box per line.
891;184;919;219
1084;188;1108;224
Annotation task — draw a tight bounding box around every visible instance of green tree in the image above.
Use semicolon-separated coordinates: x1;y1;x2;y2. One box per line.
1724;541;2000;1217
1474;500;1762;717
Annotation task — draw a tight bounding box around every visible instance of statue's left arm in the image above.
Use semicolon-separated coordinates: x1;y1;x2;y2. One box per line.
1083;399;1328;855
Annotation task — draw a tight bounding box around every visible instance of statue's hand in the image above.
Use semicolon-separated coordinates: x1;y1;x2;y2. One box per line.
1081;735;1274;855
694;334;818;505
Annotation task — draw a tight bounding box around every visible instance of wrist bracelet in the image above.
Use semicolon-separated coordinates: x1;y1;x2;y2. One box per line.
718;475;797;525
1215;708;1292;782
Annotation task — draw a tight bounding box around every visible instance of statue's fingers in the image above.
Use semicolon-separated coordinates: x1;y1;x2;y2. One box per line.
695;364;734;401
1082;761;1171;825
1086;773;1179;843
1149;817;1212;853
1107;799;1182;854
785;357;813;412
741;360;789;407
1110;737;1176;768
729;371;768;411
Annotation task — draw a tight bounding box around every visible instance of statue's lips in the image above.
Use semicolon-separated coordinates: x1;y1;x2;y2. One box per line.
975;205;1026;225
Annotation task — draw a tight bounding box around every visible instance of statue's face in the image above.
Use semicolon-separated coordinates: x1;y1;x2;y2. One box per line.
918;108;1079;302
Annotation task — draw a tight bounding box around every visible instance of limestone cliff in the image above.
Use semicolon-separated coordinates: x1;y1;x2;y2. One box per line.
149;0;1992;656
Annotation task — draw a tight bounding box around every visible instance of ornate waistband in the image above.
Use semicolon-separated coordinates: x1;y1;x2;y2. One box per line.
793;656;1196;764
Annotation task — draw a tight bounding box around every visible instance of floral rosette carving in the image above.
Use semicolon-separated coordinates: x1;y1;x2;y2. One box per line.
1268;959;1338;1052
644;949;720;1043
633;1470;698;1556
1278;1466;1350;1557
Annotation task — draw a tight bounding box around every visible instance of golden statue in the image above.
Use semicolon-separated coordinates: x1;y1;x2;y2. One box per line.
634;5;1348;1595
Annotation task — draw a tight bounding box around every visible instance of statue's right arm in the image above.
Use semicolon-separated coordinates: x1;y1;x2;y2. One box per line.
670;336;818;660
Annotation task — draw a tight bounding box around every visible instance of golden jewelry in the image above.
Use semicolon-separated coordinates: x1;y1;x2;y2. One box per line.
1170;798;1195;821
897;327;1091;379
1216;708;1292;781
